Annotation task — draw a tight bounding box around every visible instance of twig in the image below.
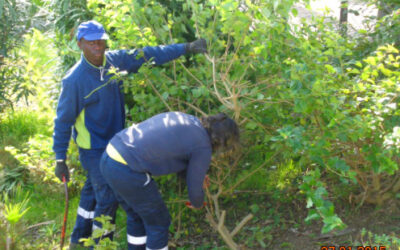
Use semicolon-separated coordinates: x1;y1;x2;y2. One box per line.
188;0;200;37
230;213;253;238
216;211;238;250
177;61;204;86
316;228;355;240
206;55;232;109
170;98;207;116
218;210;226;229
145;78;172;111
25;220;55;231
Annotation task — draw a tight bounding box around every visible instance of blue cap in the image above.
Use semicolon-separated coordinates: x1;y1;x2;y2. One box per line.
76;20;109;41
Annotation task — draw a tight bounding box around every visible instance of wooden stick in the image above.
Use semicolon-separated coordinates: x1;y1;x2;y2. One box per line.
25;220;55;231
230;213;253;238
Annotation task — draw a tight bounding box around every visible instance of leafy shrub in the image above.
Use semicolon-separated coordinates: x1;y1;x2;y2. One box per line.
0;0;54;112
34;0;399;242
80;0;400;237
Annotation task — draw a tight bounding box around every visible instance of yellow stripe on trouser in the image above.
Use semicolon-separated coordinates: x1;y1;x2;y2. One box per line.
106;144;128;165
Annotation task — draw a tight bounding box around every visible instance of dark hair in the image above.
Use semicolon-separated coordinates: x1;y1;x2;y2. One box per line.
201;113;240;152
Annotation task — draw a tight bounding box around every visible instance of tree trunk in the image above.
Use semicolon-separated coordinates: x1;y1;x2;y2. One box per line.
340;0;348;36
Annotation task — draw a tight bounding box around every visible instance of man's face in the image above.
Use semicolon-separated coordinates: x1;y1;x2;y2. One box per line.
78;38;107;66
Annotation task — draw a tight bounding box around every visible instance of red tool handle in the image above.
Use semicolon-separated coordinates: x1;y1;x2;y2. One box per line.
60;175;69;249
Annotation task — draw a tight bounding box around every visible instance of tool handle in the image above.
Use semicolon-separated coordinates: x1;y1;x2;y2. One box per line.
60;175;69;249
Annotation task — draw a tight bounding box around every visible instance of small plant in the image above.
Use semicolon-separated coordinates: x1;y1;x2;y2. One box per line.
2;186;31;250
0;165;28;195
300;168;347;234
80;215;119;250
352;228;400;250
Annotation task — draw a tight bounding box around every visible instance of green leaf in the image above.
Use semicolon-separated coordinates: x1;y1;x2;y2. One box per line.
305;210;320;223
325;64;336;74
250;204;260;213
306;197;313;208
322;215;346;234
291;7;298;17
259;7;271;18
245;122;258;130
328;157;350;173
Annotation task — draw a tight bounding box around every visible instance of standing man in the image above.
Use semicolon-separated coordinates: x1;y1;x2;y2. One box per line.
53;20;207;248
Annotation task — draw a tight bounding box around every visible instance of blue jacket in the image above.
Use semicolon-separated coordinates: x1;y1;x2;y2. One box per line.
110;112;212;207
53;44;187;160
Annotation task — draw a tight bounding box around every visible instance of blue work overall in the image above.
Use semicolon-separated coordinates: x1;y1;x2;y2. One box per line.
100;151;170;250
70;148;119;245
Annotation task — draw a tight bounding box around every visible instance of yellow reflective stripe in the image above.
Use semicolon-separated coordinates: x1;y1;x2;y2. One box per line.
106;143;128;165
75;108;91;149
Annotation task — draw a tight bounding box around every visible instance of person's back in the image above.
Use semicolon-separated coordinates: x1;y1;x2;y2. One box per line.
111;111;212;176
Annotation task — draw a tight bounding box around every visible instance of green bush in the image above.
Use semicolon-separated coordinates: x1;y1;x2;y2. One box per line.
1;1;394;247
79;0;400;237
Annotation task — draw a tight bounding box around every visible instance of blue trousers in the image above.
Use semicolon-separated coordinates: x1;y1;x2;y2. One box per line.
70;148;119;244
100;153;170;250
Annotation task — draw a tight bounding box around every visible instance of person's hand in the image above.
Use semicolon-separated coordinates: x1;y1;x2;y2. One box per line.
185;38;207;54
185;201;207;209
55;160;70;182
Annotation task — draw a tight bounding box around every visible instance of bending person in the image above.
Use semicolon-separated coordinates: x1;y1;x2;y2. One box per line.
100;111;239;250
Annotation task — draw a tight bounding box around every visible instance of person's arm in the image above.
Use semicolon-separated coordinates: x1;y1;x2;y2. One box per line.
53;80;80;182
53;80;79;161
110;43;185;73
111;39;207;73
186;148;212;208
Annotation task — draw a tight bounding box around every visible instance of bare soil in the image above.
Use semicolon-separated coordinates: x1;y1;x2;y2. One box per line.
270;200;400;250
172;194;400;250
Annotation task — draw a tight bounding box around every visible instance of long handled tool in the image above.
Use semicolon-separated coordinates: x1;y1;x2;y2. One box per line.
60;175;69;249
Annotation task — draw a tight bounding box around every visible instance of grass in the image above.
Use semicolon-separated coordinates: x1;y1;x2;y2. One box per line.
0;109;51;144
0;108;63;248
0;107;132;249
0;108;52;177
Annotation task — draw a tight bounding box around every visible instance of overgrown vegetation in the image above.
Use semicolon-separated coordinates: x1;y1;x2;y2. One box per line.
1;0;399;249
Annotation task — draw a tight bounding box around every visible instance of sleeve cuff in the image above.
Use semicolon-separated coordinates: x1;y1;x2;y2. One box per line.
55;152;67;161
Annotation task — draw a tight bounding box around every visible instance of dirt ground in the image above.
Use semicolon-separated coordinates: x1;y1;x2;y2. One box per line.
270;200;400;250
173;195;400;250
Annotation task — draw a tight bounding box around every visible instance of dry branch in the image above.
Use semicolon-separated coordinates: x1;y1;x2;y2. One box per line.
230;213;254;238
